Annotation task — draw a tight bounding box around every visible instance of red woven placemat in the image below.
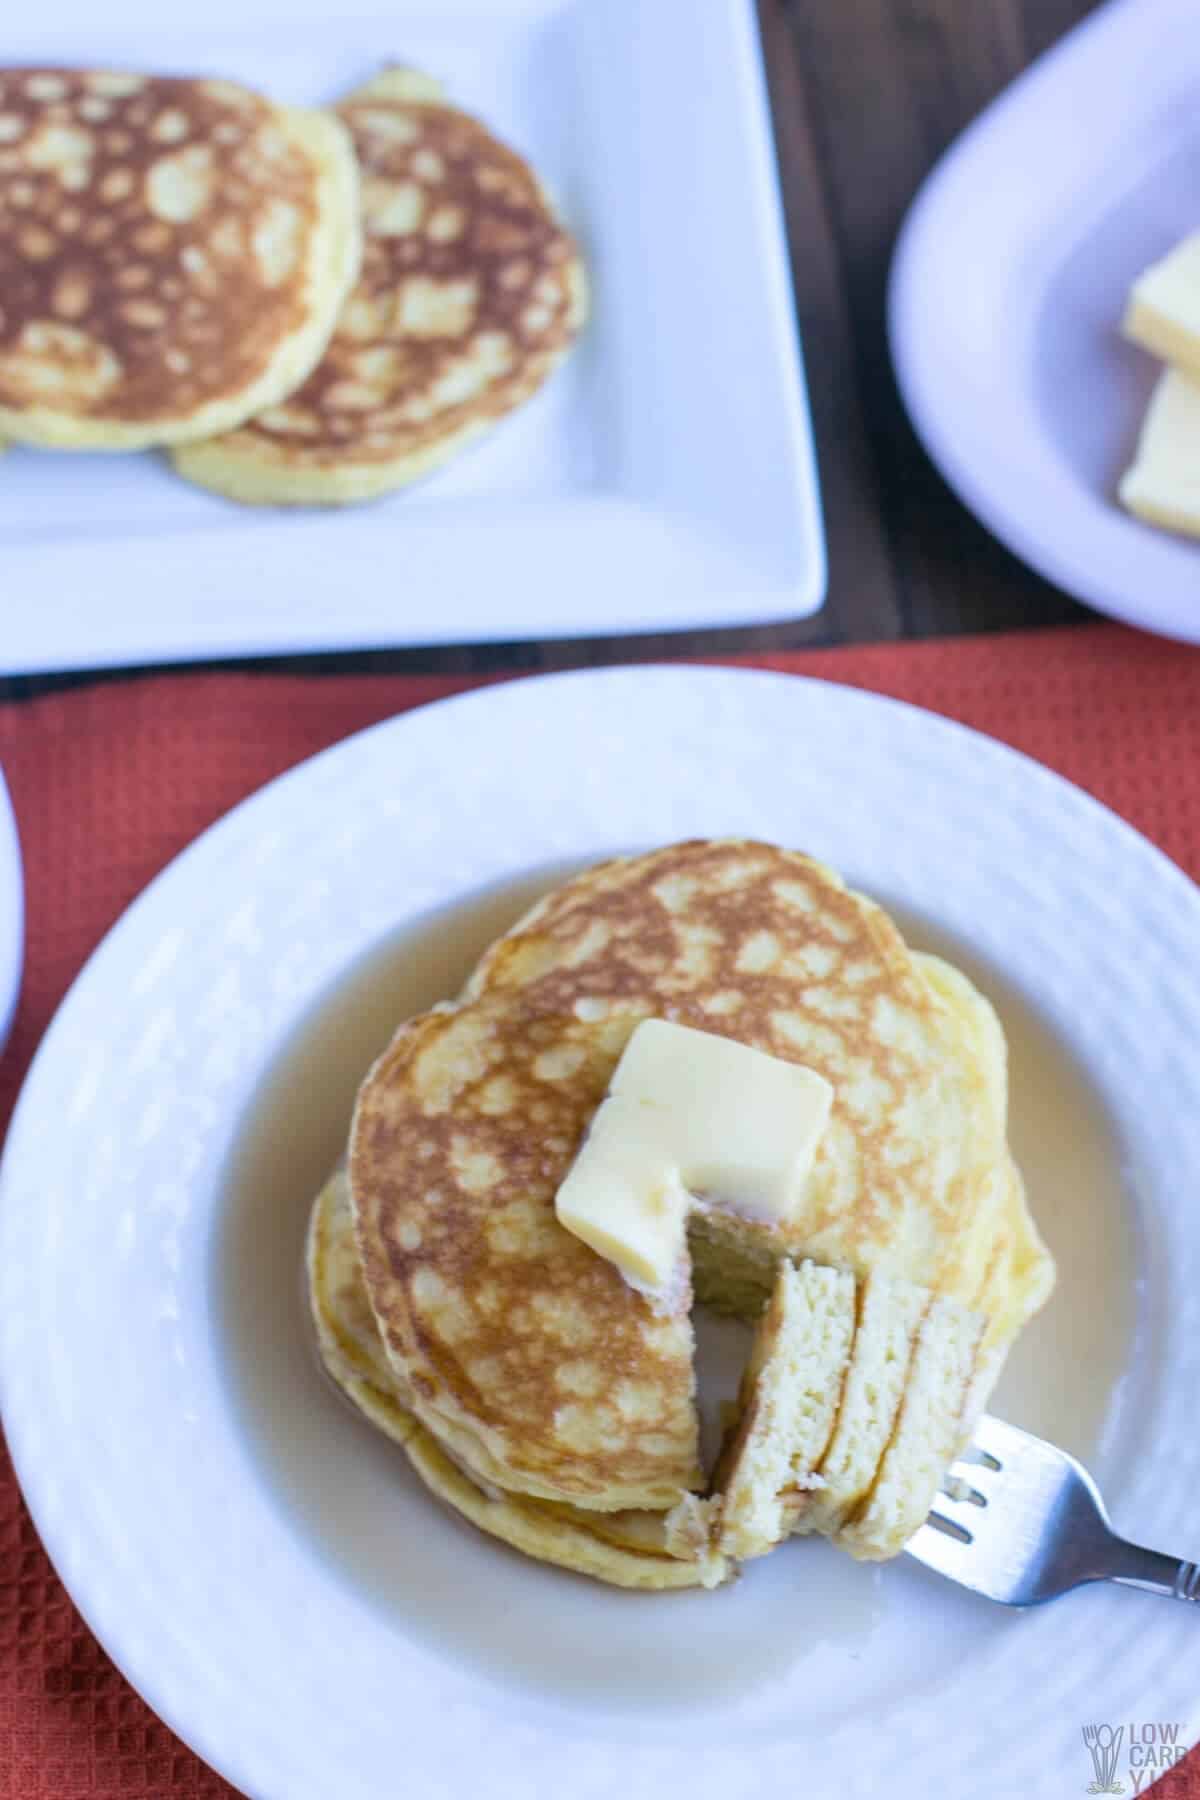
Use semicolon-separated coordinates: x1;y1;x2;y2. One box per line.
1;622;1198;1798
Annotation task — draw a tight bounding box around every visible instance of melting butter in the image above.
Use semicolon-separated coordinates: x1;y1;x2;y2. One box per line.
554;1019;832;1291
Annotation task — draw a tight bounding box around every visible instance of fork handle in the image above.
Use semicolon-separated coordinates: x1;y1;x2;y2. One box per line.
1105;1539;1200;1602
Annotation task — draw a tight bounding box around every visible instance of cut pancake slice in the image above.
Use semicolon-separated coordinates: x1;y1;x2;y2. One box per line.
713;1259;855;1560
837;1291;985;1561
715;1265;985;1565
786;1271;929;1538
704;1265;985;1568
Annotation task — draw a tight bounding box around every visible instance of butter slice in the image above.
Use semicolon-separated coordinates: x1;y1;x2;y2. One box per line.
1119;367;1200;540
1123;232;1200;381
554;1019;833;1292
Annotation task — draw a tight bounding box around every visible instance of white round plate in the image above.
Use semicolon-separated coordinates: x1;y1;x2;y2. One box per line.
0;764;22;1053
889;0;1200;641
1;667;1197;1800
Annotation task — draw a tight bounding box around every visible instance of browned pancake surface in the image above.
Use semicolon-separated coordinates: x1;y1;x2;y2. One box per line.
209;69;584;469
0;68;339;429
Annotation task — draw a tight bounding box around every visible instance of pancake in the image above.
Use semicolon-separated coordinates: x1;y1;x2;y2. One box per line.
0;67;359;449
785;1271;928;1539
306;1169;728;1589
405;1427;726;1591
712;1259;855;1561
837;1291;984;1560
171;68;586;504
915;952;1054;1419
308;1162;416;1416
349;840;1054;1518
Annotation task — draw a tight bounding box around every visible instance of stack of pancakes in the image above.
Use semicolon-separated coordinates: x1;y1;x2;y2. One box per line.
0;65;585;499
309;840;1055;1589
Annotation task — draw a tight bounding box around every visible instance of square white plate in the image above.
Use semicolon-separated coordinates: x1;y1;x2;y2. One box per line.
888;0;1200;643
0;0;825;675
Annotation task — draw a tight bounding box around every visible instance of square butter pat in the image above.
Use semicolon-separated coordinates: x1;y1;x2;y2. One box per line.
1119;367;1200;540
554;1018;833;1291
1123;232;1200;381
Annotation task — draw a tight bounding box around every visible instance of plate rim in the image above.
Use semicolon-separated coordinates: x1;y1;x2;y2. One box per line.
3;663;1199;1800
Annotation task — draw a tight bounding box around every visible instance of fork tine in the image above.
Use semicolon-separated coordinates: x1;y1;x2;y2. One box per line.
943;1415;1023;1498
949;1440;1007;1483
940;1473;987;1507
929;1482;986;1531
907;1517;980;1583
966;1413;1028;1465
944;1453;1001;1500
955;1442;1002;1472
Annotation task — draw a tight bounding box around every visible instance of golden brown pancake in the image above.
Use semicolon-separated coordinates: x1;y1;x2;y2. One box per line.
349;840;1053;1519
0;67;359;449
306;1168;728;1589
171;68;586;504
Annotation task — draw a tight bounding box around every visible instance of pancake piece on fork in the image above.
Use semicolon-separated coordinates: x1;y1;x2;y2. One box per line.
836;1289;985;1561
784;1271;929;1541
711;1259;856;1561
714;1264;984;1563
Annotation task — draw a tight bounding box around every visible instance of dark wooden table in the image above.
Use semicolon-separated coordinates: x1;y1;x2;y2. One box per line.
3;0;1102;702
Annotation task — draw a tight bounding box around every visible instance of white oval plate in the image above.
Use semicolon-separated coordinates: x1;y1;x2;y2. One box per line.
0;765;22;1053
889;0;1200;641
1;667;1198;1800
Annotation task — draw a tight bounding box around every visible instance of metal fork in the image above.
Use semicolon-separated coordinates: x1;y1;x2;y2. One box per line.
906;1413;1200;1606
